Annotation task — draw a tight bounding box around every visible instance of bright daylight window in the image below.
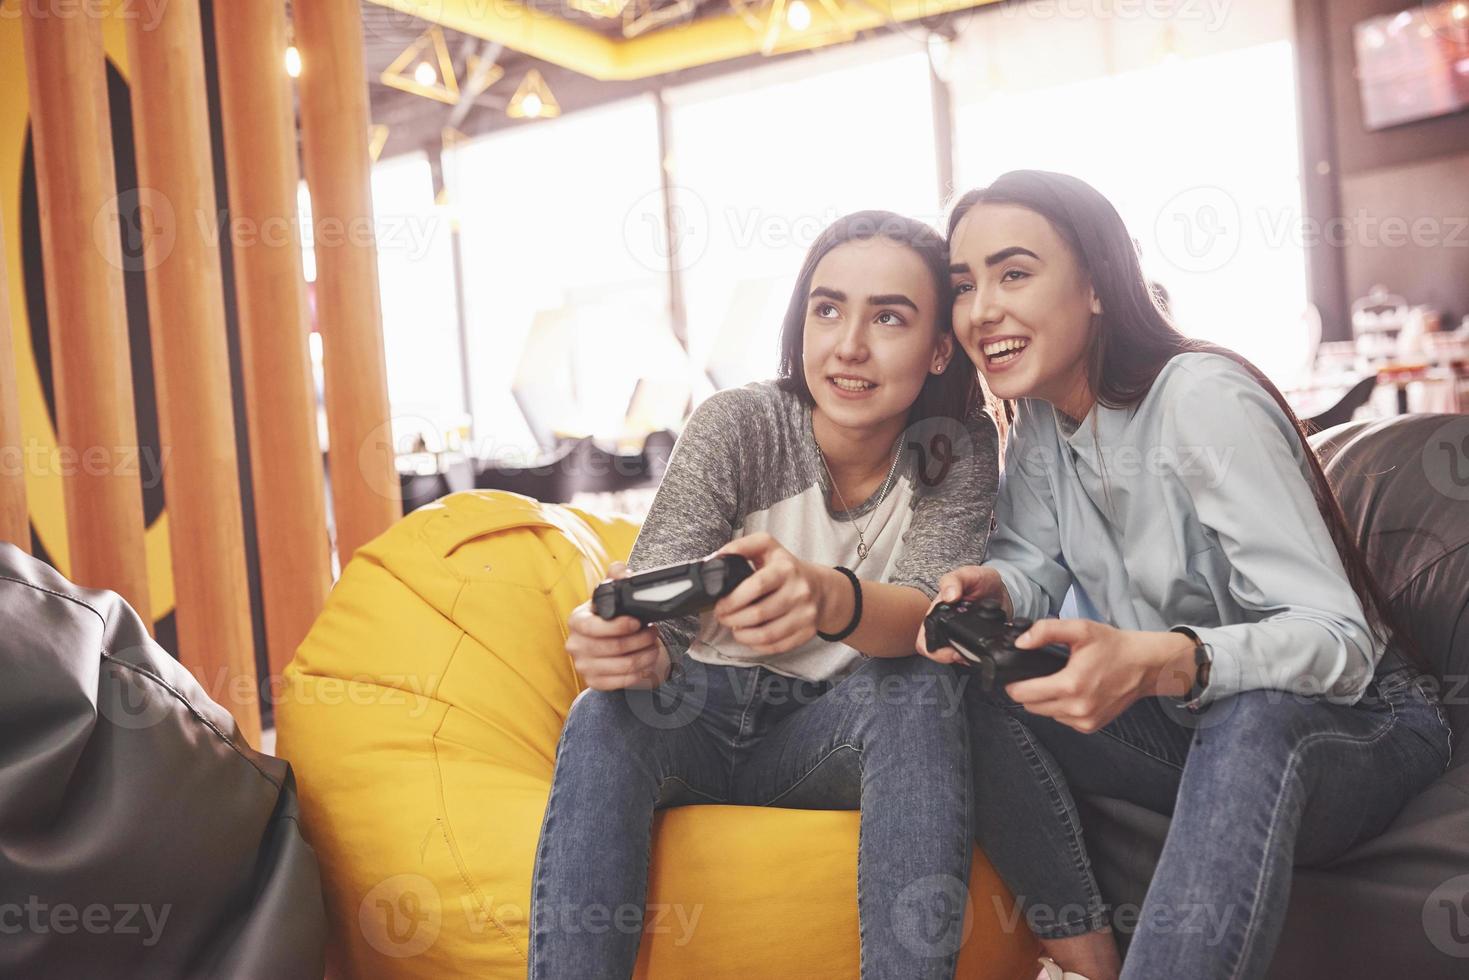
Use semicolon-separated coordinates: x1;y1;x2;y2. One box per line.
665;38;943;392
450;97;683;459
370;152;464;449
953;38;1312;385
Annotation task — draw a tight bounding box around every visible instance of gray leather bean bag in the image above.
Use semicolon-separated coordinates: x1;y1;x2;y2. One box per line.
1080;413;1469;977
0;543;325;978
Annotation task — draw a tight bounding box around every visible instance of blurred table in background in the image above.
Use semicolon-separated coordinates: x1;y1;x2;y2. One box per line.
398;452;476;515
1287;326;1469;426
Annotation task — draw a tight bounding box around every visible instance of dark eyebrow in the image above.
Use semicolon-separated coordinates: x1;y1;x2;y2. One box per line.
984;246;1040;267
810;286;845;302
948;262;970;275
867;293;918;311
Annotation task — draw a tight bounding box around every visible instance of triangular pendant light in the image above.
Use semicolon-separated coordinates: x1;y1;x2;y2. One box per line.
507;69;560;119
368;124;390;162
730;0;854;56
381;25;461;105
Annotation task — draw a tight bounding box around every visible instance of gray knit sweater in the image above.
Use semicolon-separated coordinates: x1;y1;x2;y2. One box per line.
627;380;999;681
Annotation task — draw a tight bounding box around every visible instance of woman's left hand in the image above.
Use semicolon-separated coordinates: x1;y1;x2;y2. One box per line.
1003;619;1199;733
711;532;847;655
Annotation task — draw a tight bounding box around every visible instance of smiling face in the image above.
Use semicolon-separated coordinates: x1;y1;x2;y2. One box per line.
800;236;952;433
948;202;1099;416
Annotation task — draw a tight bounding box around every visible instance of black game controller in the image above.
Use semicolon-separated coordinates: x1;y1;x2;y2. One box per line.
924;598;1070;689
593;554;755;624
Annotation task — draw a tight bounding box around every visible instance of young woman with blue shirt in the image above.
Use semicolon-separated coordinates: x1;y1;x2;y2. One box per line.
922;170;1453;980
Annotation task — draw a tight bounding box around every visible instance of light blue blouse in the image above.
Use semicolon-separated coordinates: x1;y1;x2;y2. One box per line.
985;352;1381;706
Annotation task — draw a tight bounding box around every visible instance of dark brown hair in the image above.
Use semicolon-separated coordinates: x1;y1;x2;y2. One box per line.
948;170;1427;676
776;210;981;426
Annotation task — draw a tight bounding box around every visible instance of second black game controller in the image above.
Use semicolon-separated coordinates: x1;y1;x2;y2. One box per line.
593;554;755;624
923;598;1070;689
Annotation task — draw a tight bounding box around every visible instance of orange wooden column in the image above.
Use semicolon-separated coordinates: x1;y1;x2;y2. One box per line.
294;0;402;563
0;201;27;554
21;10;151;621
127;0;261;744
213;1;333;687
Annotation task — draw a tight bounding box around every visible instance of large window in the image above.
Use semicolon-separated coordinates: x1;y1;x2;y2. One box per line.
450;97;684;458
297;155;463;454
368;1;1313;463
950;4;1312;384
665;38;943;390
370;152;464;443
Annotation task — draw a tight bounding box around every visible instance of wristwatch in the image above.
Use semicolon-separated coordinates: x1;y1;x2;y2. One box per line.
1169;626;1212;713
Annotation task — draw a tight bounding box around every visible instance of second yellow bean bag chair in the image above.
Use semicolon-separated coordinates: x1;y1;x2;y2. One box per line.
276;489;1040;978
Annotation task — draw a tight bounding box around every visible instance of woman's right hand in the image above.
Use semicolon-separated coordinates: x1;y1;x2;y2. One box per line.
567;561;672;691
915;565;1013;664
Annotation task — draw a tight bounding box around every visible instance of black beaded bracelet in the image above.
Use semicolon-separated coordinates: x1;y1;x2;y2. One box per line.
817;566;862;643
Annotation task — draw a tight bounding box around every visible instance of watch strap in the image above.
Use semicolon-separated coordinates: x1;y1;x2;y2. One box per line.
1169;626;1213;713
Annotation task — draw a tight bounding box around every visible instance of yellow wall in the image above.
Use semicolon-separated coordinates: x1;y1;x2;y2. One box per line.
1;8;175;621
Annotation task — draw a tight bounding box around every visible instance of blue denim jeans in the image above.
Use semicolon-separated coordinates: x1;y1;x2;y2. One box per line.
965;654;1454;979
528;654;973;980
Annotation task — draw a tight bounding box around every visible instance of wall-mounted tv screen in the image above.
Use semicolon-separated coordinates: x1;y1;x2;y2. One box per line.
1353;2;1469;130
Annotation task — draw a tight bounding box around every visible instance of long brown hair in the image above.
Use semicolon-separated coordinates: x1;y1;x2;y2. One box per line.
948;170;1428;677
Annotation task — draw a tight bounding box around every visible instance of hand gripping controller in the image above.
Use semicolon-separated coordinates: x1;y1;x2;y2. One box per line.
923;598;1070;689
592;555;755;624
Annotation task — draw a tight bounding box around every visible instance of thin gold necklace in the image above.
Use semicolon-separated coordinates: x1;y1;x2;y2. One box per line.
818;437;904;561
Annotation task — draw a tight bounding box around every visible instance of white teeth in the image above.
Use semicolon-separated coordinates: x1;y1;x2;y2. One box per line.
830;377;875;391
981;338;1030;357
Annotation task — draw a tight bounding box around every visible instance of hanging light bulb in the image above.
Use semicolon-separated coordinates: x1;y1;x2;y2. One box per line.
507;69;560;119
381;26;462;105
787;0;811;30
285;45;302;78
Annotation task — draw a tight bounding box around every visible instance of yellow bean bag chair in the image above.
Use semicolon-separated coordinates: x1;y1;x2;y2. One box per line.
277;489;1040;978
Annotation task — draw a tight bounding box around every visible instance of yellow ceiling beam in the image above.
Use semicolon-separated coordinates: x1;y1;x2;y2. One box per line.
364;0;1001;81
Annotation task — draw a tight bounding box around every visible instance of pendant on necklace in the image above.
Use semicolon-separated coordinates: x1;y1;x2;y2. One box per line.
857;541;869;560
